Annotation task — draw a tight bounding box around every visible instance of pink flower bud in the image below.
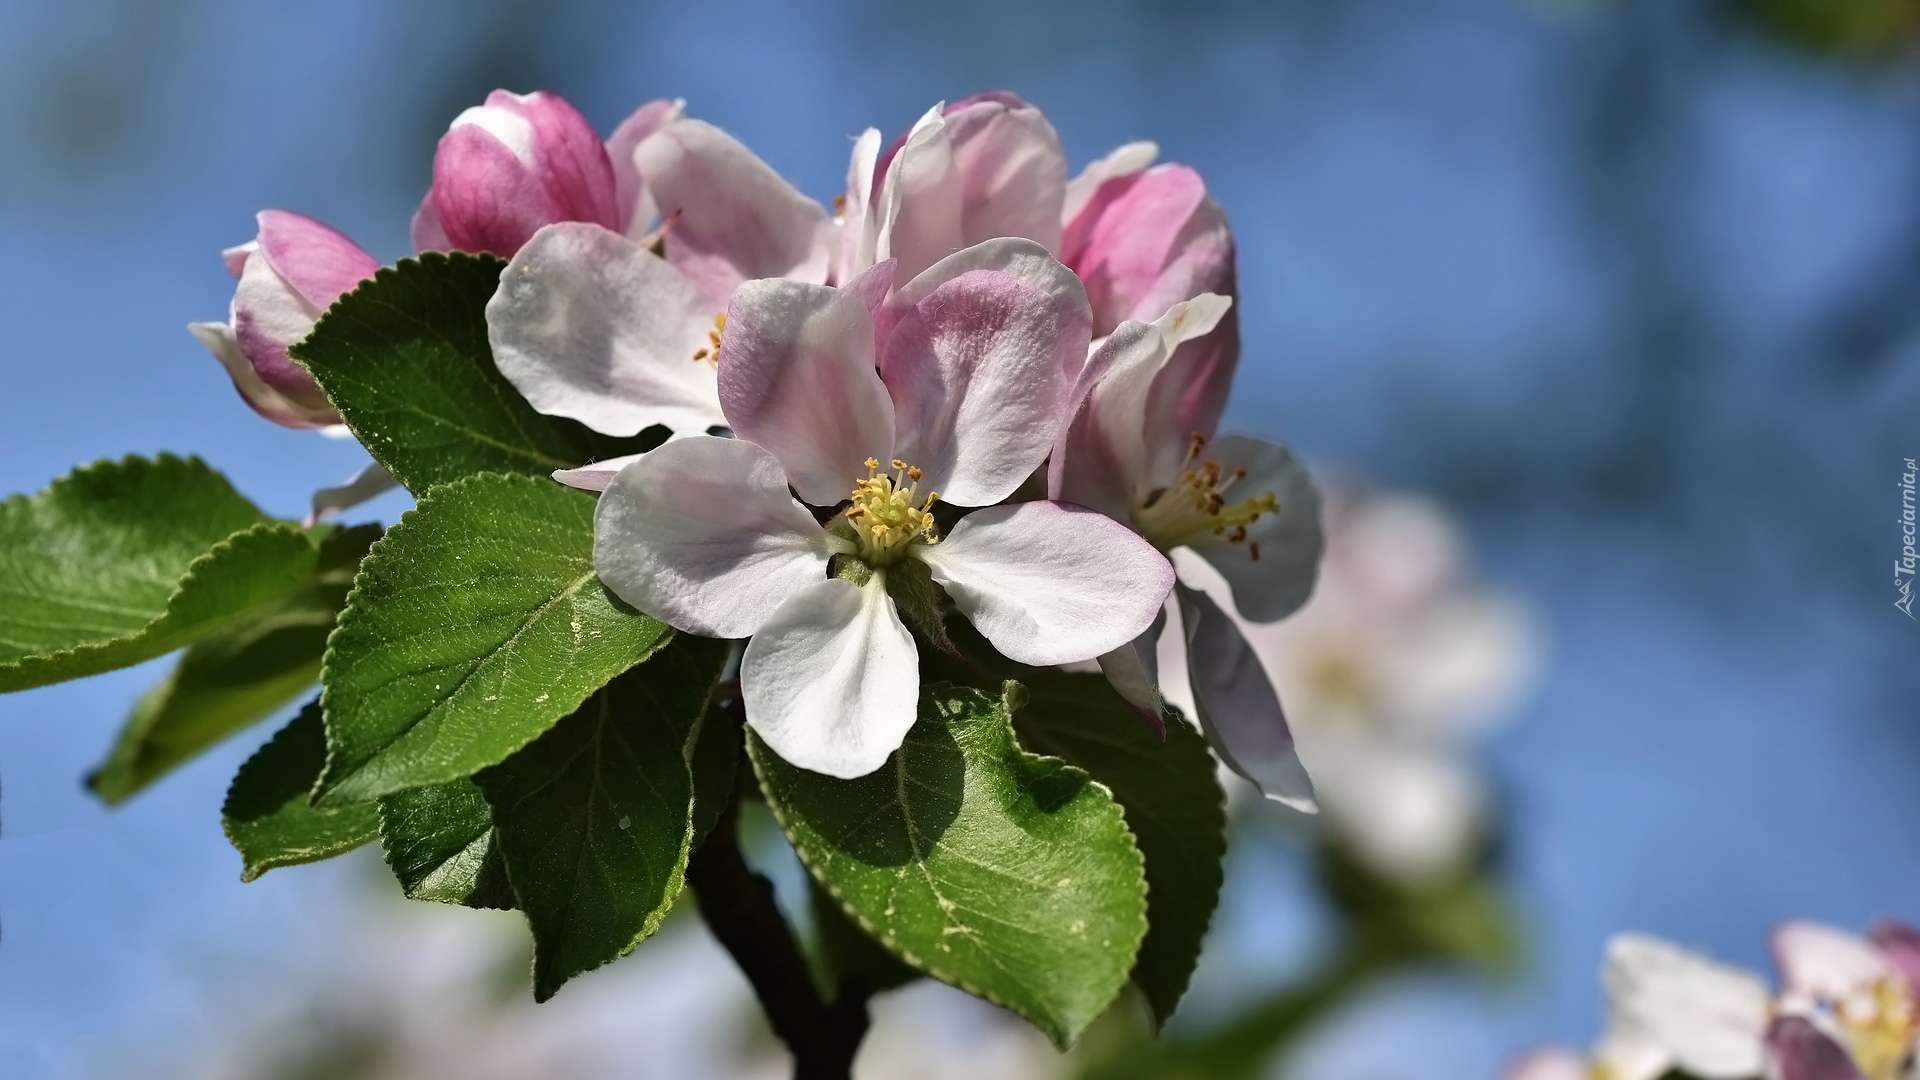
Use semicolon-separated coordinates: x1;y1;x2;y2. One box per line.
190;210;378;428
423;90;621;257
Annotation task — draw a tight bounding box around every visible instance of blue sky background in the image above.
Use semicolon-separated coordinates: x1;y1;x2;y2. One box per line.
0;0;1917;1076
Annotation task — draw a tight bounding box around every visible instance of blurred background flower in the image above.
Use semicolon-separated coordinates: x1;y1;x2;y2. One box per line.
1;0;1916;1077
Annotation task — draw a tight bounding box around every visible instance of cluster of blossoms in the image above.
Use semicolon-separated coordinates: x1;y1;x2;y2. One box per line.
1163;484;1536;881
1511;920;1920;1080
193;90;1327;789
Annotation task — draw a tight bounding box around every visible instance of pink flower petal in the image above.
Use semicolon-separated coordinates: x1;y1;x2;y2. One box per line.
1064;140;1157;228
1766;1017;1868;1080
431;90;620;257
718;278;895;507
552;453;646;493
593;436;839;639
1773;921;1898;1003
230;249;341;409
742;575;919;779
940;91;1067;257
921;501;1173;667
881;242;1092;506
253;209;380;309
188;320;337;429
604;97;685;235
633;119;832;311
872;105;963;286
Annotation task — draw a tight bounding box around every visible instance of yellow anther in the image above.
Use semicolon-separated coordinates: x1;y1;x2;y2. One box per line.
840;458;939;567
692;313;726;364
1130;442;1282;558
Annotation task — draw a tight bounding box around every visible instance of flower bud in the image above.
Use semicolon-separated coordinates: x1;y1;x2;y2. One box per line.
417;90;621;257
189;210;377;428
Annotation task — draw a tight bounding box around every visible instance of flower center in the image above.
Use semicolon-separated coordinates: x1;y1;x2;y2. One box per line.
1130;433;1280;558
840;458;939;567
691;313;726;364
1835;975;1920;1080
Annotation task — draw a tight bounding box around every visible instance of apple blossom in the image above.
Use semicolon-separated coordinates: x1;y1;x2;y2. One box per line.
411;90;689;257
1164;486;1536;881
189;210;379;431
1508;921;1920;1080
581;240;1173;778
1049;294;1323;811
486;119;834;444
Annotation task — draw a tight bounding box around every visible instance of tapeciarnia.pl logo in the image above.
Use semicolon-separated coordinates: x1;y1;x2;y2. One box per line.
1899;457;1917;620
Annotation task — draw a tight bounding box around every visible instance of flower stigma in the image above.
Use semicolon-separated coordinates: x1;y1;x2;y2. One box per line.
1131;433;1279;558
838;457;939;568
691;313;726;363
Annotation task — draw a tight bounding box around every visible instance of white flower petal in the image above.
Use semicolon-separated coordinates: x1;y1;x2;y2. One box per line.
1063;141;1158;227
593;436;836;638
1601;933;1772;1080
834;127;882;284
1050;295;1232;516
1773;921;1899;1009
873;104;962;286
921;501;1172;667
488;222;722;438
742;575;919;779
551;453;647;493
1189;435;1324;623
1095;609;1166;718
305;461;400;526
1176;583;1317;811
633;119;833;311
717;278;895;507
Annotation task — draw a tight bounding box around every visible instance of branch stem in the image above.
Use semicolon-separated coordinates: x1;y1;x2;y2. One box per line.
687;798;871;1080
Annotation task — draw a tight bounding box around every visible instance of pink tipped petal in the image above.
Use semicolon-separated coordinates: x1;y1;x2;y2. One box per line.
742;575;920;779
1766;1017;1868;1080
882;253;1092;506
605;97;685;235
873;105;963;285
1773;922;1897;1002
834;127;883;284
1500;1049;1589;1080
634;119;833;311
253;210;380;309
431;90;620;256
1051;295;1233;515
1869;920;1920;990
940;91;1067;257
221;241;253;279
1176;583;1317;811
1095;612;1168;728
552;453;647;493
717;278;895;507
488;222;724;438
840;258;898;324
189;321;338;429
1063;163;1210;333
922;501;1174;667
593;437;837;639
1189;436;1324;623
1063;140;1158;227
410;194;450;252
1602;934;1772;1079
230;252;338;408
305;461;399;527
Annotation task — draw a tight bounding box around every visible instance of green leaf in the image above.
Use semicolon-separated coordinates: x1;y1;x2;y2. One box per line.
807;876;920;999
315;473;673;806
752;682;1148;1048
676;642;740;848
88;525;380;804
289;252;659;495
222;701;380;882
377;779;514;908
1012;671;1226;1028
476;641;726;1000
0;454;306;692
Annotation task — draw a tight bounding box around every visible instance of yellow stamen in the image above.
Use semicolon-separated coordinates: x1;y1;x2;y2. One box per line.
839;457;940;567
1130;432;1280;558
692;313;726;363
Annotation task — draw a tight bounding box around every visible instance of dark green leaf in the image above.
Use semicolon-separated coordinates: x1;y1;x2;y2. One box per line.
89;525;380;804
673;640;739;848
1013;671;1226;1028
222;701;380;881
377;779;514;908
476;647;721;1000
752;682;1148;1048
314;473;673;806
0;454;313;692
289;252;660;495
